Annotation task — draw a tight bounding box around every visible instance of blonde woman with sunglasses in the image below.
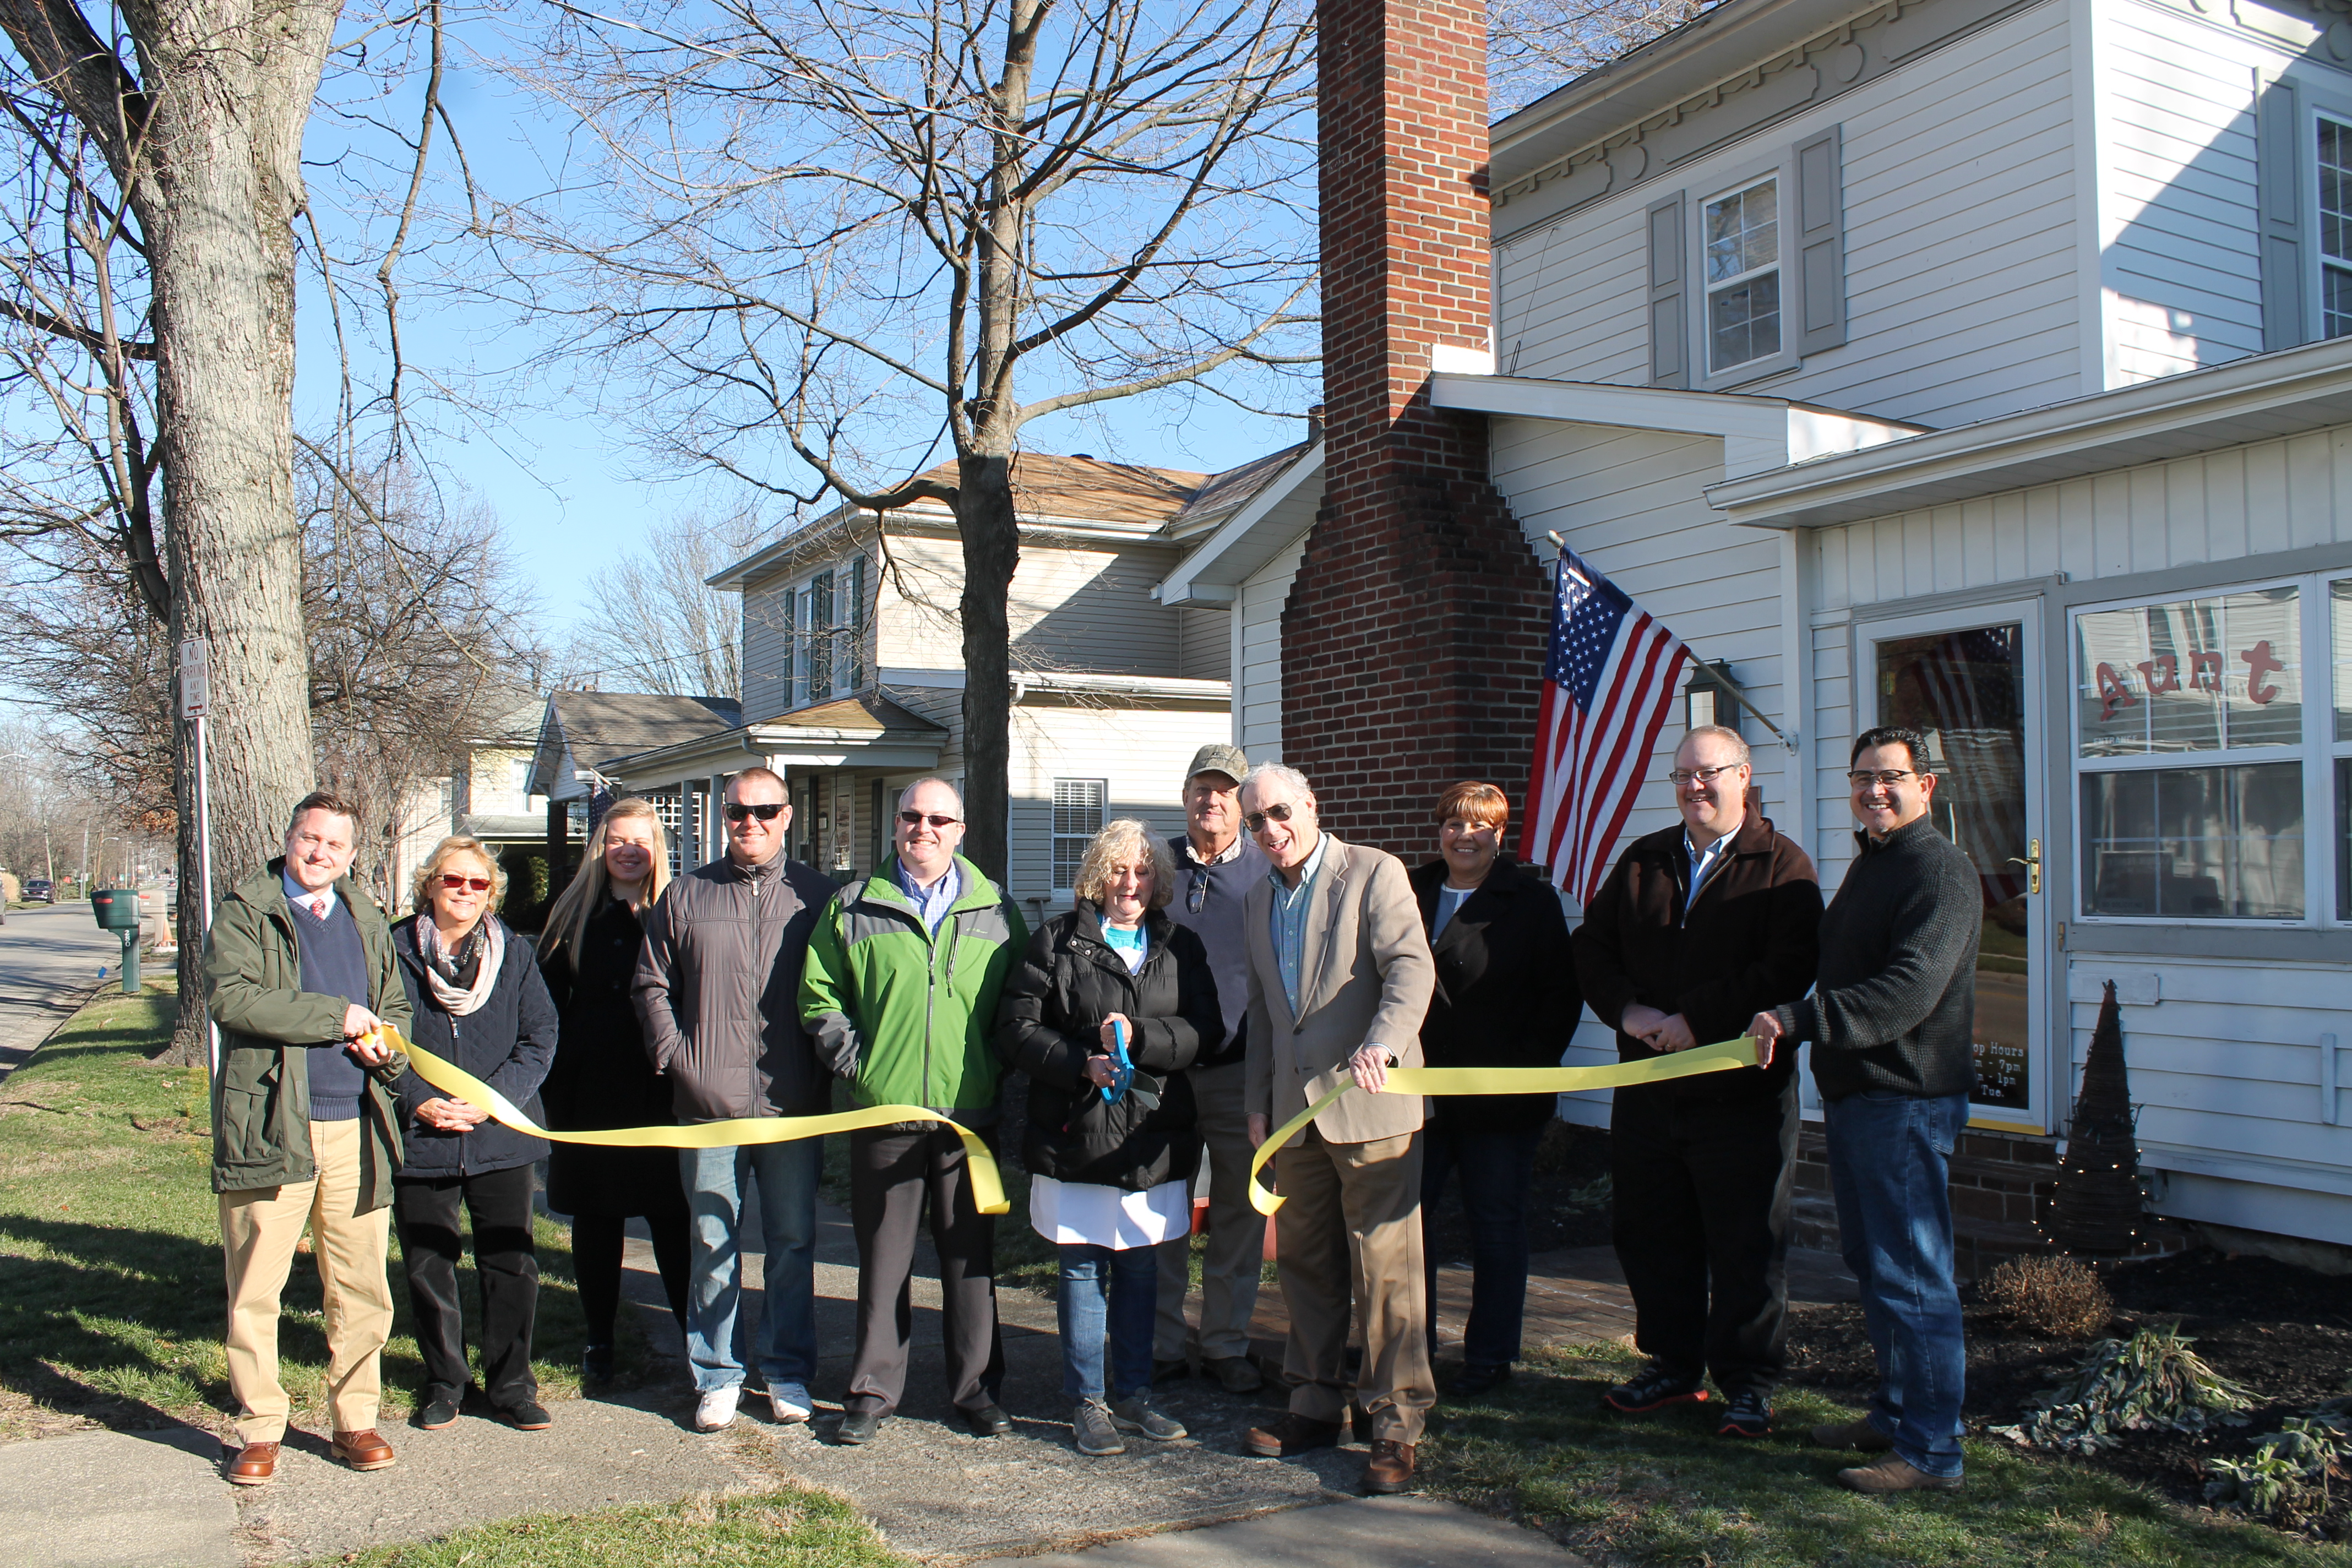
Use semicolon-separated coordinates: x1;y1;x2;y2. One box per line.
387;835;561;1434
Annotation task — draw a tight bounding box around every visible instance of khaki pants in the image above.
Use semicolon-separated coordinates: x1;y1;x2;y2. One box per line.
219;1119;395;1445
1154;1063;1266;1362
1274;1126;1435;1442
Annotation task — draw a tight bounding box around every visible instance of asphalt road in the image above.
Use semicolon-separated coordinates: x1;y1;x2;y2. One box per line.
0;900;126;1082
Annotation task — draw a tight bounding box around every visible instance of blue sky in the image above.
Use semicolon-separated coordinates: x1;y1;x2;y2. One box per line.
296;27;1313;641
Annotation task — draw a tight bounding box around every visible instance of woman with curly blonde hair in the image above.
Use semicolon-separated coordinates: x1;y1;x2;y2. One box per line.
994;819;1220;1456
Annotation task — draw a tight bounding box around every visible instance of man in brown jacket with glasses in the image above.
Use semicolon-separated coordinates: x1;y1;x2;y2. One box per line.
1573;725;1821;1442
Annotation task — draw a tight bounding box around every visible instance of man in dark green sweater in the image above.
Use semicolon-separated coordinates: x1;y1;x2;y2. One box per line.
1751;726;1980;1496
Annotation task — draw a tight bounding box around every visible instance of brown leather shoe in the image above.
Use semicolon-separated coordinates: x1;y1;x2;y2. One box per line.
226;1441;279;1486
1363;1438;1417;1494
1836;1455;1963;1494
331;1428;397;1471
1242;1412;1343;1457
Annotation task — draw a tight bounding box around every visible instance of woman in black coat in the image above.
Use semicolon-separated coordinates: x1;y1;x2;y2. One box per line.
534;798;691;1385
995;819;1220;1458
391;835;560;1432
1411;782;1581;1396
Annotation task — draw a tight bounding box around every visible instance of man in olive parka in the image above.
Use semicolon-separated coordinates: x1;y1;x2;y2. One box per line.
204;791;413;1486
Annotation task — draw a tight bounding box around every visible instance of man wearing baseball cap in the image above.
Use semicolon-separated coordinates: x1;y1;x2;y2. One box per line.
1152;743;1272;1392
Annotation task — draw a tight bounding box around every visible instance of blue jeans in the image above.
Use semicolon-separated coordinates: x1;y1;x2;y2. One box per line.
1420;1119;1542;1372
681;1141;821;1395
1057;1243;1158;1403
1823;1090;1968;1479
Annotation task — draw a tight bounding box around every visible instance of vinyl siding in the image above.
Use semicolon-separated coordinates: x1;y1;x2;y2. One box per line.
1235;535;1307;764
741;579;796;724
1001;703;1232;913
1807;421;2352;1240
871;533;1185;678
2097;0;2266;384
1495;0;2083;428
1177;606;1233;680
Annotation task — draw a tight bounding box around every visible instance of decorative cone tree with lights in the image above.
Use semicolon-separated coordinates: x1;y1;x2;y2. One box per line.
2048;979;2147;1255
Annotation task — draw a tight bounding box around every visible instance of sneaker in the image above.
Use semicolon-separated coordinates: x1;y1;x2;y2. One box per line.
499;1400;553;1431
1601;1360;1709;1414
412;1395;459;1431
766;1381;812;1424
1717;1389;1771;1438
1109;1393;1187;1441
1836;1454;1963;1494
694;1386;741;1431
1810;1415;1895;1452
1072;1399;1126;1456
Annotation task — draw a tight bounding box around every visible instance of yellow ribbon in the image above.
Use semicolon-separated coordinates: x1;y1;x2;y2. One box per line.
1243;1035;1767;1216
373;1026;1011;1215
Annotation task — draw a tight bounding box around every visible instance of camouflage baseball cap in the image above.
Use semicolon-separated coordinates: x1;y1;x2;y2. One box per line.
1184;743;1249;787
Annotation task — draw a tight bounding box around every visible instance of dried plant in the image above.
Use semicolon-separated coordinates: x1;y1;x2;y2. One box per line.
1983;1254;2115;1341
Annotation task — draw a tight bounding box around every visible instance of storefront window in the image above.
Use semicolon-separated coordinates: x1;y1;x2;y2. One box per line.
2075;581;2306;921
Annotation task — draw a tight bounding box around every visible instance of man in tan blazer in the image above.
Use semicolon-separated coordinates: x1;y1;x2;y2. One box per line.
1237;763;1437;1494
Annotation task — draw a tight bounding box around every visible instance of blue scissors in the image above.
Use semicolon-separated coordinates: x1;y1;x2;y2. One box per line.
1103;1017;1136;1104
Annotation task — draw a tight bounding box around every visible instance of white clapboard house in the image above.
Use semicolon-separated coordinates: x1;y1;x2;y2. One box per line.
1159;0;2352;1259
592;453;1289;932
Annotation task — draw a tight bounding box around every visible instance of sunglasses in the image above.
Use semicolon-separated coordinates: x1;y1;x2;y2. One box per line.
1186;866;1210;913
1243;803;1295;832
897;811;961;829
724;802;787;822
437;874;493;892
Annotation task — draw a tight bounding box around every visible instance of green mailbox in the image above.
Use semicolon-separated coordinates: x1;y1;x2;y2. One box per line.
91;889;141;929
90;889;143;994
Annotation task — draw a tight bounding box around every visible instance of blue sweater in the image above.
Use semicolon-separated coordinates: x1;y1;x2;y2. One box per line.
1163;834;1267;1071
290;891;371;1121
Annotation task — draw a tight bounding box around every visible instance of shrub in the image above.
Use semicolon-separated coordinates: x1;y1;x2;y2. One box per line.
2207;1398;2352;1530
1983;1253;2115;1339
1992;1322;2255;1455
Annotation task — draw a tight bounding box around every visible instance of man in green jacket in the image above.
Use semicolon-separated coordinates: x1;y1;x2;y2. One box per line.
802;776;1026;1446
204;792;413;1487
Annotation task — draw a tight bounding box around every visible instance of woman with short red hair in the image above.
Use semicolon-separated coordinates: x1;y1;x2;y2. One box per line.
1409;781;1581;1396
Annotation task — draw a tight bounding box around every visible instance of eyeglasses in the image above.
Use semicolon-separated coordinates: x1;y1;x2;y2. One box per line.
897;811;961;829
1186;866;1210;913
724;802;787;823
1847;769;1919;789
1243;803;1295;832
1667;765;1743;786
437;874;493;892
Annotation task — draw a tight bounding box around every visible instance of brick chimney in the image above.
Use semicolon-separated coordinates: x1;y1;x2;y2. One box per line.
1281;0;1552;853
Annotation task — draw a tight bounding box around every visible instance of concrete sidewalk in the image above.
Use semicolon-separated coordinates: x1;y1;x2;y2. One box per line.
13;1190;1846;1564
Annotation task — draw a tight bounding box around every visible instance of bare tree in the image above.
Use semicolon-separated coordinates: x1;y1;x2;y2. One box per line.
1487;0;1718;115
494;0;1318;876
568;508;764;698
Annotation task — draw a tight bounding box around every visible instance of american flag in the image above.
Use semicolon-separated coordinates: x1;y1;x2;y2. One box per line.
1520;547;1691;904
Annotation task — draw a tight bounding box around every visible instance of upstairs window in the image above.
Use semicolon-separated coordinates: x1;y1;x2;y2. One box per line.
2321;115;2352;339
807;569;835;703
1704;178;1781;372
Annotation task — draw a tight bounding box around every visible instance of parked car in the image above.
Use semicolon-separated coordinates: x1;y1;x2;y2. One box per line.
22;879;53;903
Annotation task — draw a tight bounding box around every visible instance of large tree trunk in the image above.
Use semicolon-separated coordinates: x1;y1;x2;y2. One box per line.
956;454;1019;883
134;0;340;1061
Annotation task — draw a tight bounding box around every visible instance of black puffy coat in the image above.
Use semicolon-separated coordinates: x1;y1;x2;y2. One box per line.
1409;856;1582;1133
994;903;1219;1192
390;914;558;1178
538;896;683;1217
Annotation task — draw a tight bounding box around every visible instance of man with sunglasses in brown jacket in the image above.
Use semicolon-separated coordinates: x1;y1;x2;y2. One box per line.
634;766;838;1436
1572;725;1821;1442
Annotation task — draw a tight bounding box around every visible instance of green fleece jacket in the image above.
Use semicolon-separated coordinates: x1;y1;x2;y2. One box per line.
799;855;1026;1118
203;859;412;1203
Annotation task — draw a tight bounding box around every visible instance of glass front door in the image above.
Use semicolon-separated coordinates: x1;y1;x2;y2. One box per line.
1870;613;2046;1126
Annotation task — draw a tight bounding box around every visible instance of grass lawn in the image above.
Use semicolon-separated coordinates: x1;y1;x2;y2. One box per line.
301;1487;903;1567
0;977;638;1440
1423;1341;2350;1567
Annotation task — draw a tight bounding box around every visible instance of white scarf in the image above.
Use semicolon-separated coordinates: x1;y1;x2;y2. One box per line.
419;916;504;1017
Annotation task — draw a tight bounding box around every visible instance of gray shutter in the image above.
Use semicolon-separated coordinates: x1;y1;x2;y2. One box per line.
847;554;868;690
1795;126;1847;355
1647;193;1687;388
780;581;797;709
2259;71;2309;351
